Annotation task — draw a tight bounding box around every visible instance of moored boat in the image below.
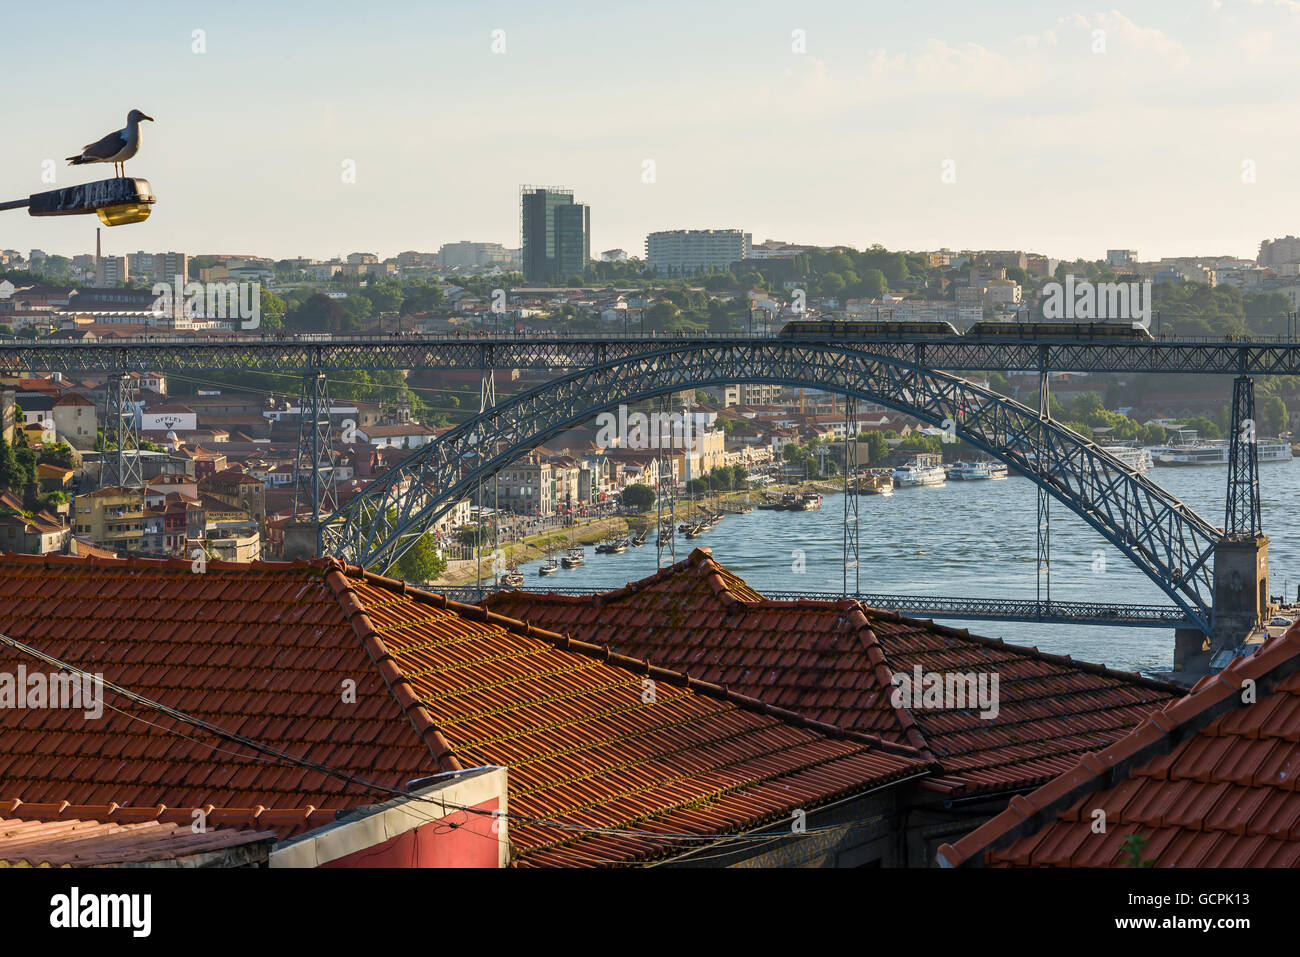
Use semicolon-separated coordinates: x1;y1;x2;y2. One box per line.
892;455;946;488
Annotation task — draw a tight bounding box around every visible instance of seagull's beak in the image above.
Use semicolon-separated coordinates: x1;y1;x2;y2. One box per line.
141;114;154;122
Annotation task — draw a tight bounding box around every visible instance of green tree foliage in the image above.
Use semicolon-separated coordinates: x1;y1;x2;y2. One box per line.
621;483;655;511
1183;416;1222;440
1259;394;1289;435
400;280;446;315
0;436;21;493
37;442;76;469
862;431;890;464
393;532;447;583
290;293;348;332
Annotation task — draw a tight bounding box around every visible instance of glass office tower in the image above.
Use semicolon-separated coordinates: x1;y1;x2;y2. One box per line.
521;187;589;283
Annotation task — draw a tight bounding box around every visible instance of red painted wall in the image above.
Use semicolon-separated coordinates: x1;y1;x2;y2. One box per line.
320;797;501;868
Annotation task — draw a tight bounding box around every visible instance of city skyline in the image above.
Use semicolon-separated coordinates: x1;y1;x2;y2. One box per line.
4;1;1300;262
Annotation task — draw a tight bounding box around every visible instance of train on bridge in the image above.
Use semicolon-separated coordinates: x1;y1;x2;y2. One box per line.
778;318;1154;341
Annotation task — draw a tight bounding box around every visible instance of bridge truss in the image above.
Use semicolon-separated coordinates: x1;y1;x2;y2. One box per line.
9;333;1300;376
319;341;1225;633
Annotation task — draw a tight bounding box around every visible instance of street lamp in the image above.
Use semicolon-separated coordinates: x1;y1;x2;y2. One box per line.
0;177;156;226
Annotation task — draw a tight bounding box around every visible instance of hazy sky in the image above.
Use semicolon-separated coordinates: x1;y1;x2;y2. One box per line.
3;0;1298;263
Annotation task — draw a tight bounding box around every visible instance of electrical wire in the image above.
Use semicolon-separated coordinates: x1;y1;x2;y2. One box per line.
0;629;926;853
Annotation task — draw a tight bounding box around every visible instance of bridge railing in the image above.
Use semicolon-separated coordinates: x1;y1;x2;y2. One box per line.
5;331;1300;347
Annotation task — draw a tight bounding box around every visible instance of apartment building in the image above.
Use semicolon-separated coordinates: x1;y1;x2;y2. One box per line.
646;229;751;276
497;457;555;516
73;486;145;552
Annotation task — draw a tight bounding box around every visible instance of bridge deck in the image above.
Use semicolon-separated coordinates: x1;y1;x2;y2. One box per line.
436;585;1192;628
4;332;1300;374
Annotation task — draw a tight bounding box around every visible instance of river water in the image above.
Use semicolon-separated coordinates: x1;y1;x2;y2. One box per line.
509;461;1300;674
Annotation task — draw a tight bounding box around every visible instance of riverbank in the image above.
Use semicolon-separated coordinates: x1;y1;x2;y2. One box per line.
431;485;822;586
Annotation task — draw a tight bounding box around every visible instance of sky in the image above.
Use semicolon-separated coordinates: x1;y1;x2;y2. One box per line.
3;0;1300;264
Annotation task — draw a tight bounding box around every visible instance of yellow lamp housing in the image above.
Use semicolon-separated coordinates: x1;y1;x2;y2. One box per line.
96;202;153;226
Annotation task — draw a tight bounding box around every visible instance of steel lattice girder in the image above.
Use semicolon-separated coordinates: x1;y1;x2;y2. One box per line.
321;342;1222;632
9;335;1300;376
434;585;1191;627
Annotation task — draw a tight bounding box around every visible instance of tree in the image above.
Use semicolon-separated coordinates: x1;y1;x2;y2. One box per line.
863;431;890;464
259;289;287;331
455;522;489;548
1259;394;1289;436
37;442;76;469
1184;416;1222;440
394;532;447;583
291;293;346;332
621;483;655;511
645;301;679;332
37;490;68;512
0;436;20;493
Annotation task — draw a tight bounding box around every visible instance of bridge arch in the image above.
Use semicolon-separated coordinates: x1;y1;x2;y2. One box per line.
322;341;1222;631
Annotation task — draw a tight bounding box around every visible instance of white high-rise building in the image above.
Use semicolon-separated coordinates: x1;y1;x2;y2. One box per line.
646;229;751;276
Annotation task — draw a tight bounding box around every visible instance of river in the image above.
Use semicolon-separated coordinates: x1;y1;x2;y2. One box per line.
507;460;1300;674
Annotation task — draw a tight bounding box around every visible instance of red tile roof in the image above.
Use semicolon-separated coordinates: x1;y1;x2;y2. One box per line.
0;553;927;866
485;548;1178;795
0;808;277;867
938;625;1300;868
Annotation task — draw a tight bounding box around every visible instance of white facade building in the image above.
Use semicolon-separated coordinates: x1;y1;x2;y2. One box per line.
646;229;751;276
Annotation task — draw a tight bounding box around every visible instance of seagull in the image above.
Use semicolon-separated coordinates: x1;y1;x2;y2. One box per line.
66;109;154;178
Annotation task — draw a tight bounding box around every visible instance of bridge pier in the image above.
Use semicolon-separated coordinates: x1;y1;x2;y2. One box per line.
101;372;141;489
291;368;338;557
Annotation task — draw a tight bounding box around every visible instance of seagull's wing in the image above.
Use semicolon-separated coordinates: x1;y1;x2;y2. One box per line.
77;128;128;160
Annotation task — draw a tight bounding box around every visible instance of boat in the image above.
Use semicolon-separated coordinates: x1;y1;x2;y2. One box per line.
560;546;585;568
1098;445;1153;472
1149;429;1294;466
756;498;785;510
538;556;559;576
945;460;1008;480
630;529;648;547
608;538;629;554
853;472;894;495
892;455;946;487
499;569;524;587
789;493;821;511
684;523;705;539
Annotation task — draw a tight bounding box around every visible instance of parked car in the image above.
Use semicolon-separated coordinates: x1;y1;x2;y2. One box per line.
1271;616;1293;627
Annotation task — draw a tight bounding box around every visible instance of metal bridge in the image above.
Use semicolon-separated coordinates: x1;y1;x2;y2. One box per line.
7;331;1300;375
310;339;1241;635
436;584;1193;628
6;331;1272;638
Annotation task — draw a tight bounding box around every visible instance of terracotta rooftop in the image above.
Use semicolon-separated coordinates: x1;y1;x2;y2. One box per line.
0;553;927;866
485;548;1179;795
0;808;277;867
938;624;1300;868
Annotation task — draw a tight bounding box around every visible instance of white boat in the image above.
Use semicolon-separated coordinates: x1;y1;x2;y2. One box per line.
945;461;1008;480
892;455;947;487
1099;445;1153;472
1148;429;1293;467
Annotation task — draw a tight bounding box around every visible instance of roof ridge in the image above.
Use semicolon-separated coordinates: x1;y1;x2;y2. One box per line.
936;626;1300;868
323;568;462;773
0;798;331;831
841;606;938;761
355;566;930;764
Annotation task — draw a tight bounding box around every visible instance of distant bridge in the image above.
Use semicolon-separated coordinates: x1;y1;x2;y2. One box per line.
437;584;1194;629
4;331;1300;375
